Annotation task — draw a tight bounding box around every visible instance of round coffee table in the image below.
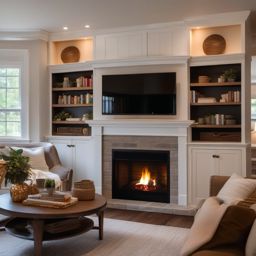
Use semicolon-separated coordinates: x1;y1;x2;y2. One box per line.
0;193;107;256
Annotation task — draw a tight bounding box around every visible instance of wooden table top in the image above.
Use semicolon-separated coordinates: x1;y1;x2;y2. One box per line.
0;193;107;219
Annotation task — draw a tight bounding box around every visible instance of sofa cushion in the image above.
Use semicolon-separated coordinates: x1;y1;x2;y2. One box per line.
217;173;256;204
12;147;49;171
197;205;255;253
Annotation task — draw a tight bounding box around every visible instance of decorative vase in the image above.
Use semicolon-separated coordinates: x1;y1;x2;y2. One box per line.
10;183;30;202
47;187;55;196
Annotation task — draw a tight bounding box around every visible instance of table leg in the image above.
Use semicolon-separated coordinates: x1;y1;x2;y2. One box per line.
31;219;44;256
97;210;104;240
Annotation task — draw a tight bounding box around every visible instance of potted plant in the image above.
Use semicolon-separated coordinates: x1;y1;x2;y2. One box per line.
1;148;31;202
53;111;71;121
223;69;237;82
45;179;55;196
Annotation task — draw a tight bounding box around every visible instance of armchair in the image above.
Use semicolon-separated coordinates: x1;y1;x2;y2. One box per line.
0;142;73;191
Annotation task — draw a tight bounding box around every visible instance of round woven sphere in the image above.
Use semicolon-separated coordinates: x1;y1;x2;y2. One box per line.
203;34;226;55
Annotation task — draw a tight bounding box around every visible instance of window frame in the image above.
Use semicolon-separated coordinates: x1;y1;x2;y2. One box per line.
0;50;29;141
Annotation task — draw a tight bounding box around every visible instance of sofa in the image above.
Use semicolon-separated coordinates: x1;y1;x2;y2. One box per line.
185;175;256;256
0;142;73;191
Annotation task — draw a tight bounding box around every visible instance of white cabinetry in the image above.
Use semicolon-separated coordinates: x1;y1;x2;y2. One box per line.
189;145;245;205
94;25;188;60
147;27;188;56
48;137;95;185
95;32;147;60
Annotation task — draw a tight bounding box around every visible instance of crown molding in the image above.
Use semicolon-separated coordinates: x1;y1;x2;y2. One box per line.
48;20;186;41
0;30;49;41
185;10;250;28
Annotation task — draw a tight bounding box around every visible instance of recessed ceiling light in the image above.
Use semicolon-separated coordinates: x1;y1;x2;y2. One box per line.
63;26;68;31
84;25;90;29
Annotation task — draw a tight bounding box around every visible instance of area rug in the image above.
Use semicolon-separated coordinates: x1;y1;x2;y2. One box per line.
0;217;189;256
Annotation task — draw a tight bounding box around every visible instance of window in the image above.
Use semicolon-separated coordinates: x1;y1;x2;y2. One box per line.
0;67;21;136
252;98;256;121
0;49;29;140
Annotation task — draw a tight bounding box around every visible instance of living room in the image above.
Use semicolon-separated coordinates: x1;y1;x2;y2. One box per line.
0;0;256;255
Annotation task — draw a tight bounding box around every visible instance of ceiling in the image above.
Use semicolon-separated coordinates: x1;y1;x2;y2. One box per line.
0;0;256;33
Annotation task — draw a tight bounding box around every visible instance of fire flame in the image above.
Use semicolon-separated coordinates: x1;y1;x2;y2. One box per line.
136;167;156;186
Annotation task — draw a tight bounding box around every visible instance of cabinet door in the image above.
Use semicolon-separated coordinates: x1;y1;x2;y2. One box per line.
73;139;95;182
48;139;74;171
217;149;242;176
95;32;147;60
191;149;216;205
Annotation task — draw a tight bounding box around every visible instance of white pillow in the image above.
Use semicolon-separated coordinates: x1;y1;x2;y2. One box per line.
217;173;256;204
12;147;49;171
180;197;228;256
0;146;10;156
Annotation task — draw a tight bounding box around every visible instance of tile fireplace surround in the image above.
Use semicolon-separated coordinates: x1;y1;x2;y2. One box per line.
88;119;194;215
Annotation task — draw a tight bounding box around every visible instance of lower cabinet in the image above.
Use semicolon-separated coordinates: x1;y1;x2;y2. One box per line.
48;137;95;185
189;146;245;205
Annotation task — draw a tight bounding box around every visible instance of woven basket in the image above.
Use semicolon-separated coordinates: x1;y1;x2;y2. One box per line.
72;188;95;201
73;180;95;200
198;76;209;83
74;180;94;189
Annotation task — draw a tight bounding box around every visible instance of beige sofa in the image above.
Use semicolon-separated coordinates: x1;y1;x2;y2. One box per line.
191;175;256;256
0;142;73;191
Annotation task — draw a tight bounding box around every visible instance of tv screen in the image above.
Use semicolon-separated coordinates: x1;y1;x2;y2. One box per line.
102;72;176;115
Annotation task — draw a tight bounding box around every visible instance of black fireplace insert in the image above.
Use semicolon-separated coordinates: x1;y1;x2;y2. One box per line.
112;149;170;203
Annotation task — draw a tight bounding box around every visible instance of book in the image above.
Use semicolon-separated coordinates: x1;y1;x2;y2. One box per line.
23;197;78;209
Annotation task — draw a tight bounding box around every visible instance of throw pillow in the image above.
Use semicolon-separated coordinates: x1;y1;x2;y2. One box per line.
0;146;10;156
198;205;255;253
180;197;228;256
217;173;256;204
12;147;49;171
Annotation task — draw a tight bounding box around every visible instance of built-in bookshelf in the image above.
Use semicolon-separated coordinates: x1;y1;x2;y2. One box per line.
190;63;241;142
51;70;93;136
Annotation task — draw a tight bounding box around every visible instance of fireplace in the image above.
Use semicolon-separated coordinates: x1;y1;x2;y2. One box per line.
112;149;170;203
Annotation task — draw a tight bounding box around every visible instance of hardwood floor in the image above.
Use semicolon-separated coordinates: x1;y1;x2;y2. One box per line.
104;208;194;228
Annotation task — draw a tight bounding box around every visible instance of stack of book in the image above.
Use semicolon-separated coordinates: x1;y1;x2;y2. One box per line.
23;191;77;208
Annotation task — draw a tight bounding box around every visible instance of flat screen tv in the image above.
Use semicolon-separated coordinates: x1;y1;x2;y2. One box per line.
102;72;176;115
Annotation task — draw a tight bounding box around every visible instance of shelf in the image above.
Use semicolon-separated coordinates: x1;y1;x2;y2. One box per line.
190;102;241;106
190;82;241;87
52;104;93;107
5;217;94;241
52;121;87;124
52;132;87;136
52;87;93;92
191;124;241;128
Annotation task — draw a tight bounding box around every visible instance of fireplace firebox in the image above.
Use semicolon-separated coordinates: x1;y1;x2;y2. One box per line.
112;149;170;203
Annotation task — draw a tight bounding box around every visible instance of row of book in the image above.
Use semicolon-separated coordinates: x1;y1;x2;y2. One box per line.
191;90;240;103
63;76;93;88
57;94;93;105
220;91;240;103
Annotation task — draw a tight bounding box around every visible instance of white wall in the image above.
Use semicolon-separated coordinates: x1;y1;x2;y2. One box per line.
0;40;49;142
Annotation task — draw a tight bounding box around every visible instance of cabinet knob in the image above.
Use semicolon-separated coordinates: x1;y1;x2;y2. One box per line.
212;154;220;158
67;144;75;148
